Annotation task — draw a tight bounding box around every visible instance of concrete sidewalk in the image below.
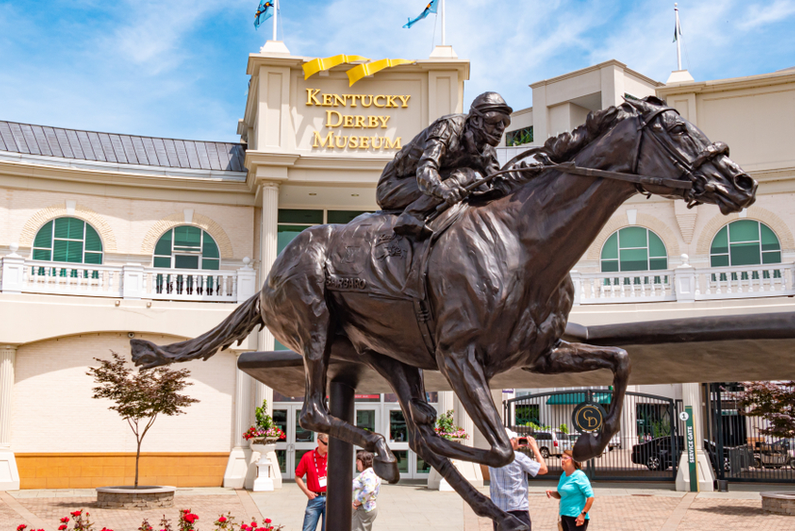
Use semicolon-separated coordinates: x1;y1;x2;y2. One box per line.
2;481;794;531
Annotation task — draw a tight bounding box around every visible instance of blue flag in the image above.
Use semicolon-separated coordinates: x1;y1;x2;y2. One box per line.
403;0;438;29
254;0;274;29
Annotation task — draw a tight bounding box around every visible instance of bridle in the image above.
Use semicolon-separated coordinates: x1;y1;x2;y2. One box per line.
633;106;730;206
496;105;731;206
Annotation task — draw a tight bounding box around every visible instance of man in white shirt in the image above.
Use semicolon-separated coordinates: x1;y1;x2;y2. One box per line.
488;429;549;531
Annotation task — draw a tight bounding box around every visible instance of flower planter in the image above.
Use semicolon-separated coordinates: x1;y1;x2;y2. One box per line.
249;438;280;491
96;486;176;509
427;437;482;491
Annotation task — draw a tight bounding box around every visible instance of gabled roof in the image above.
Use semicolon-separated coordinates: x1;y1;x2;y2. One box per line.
0;121;246;173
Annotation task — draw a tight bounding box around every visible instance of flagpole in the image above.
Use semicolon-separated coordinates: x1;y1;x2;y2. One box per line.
675;3;682;71
273;0;278;41
440;0;446;45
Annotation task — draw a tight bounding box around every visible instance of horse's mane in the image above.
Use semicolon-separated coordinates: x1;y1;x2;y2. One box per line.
540;96;661;163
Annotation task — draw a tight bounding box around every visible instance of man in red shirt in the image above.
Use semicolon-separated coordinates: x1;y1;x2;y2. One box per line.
295;433;329;531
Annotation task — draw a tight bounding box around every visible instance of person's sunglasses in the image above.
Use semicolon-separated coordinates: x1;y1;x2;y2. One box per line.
318;438;328;445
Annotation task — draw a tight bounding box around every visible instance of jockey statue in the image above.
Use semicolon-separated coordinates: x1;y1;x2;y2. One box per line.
376;91;545;238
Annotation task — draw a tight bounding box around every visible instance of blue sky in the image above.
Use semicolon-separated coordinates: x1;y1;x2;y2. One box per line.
2;0;794;142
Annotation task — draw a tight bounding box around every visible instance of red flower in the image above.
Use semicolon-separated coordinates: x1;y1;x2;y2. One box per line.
263;519;271;524
58;525;67;531
184;514;198;524
218;516;227;523
17;525;27;531
71;510;82;516
61;517;70;523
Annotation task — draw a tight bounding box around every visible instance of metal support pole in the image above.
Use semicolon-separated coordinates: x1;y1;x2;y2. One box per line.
326;381;355;531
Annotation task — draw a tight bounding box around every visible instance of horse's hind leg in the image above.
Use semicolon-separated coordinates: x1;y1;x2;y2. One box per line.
362;352;528;531
529;340;630;461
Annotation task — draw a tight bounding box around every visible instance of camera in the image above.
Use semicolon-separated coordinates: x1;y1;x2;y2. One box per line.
517;437;529;445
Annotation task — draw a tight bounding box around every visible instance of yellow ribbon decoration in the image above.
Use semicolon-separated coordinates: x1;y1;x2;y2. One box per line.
302;54;370;80
346;59;415;87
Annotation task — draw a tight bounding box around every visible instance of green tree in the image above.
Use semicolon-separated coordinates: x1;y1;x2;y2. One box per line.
88;352;199;487
738;381;795;438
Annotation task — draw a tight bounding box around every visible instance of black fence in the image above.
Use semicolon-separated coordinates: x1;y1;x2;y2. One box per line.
705;383;795;483
504;389;680;481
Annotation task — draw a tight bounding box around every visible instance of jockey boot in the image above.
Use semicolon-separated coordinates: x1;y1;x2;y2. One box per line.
393;212;433;239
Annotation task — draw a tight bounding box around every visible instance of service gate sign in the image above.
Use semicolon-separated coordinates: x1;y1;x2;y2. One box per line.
682;407;698;492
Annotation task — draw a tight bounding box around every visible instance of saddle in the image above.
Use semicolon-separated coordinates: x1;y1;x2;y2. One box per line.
324;202;468;354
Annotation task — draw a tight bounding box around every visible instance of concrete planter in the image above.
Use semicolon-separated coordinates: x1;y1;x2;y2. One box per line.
762;492;795;516
96;486;176;509
249;438;280;491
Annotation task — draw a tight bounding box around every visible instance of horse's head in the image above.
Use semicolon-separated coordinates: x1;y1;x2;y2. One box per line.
628;96;757;214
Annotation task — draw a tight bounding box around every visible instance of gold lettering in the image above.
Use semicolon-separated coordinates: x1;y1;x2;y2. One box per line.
386;95;398;108
361;95;373;108
384;137;402;150
368;116;380;128
349;95;359;107
335;134;348;149
378;116;390;129
349;136;359;149
306;88;322;106
312;130;334;148
333;94;347;107
343;115;354;128
359;136;370;149
326;110;343;128
322;93;333;106
398;95;411;108
374;95;387;108
371;136;384;149
355;115;366;128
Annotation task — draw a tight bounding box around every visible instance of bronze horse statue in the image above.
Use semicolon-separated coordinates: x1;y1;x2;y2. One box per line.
132;97;756;531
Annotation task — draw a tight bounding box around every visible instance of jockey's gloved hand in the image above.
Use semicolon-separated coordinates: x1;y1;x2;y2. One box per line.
437;180;467;206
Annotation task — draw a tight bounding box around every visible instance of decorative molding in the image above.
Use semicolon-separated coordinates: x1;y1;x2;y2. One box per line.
674;201;699;244
586;213;681;261
695;206;795;255
19;204;118;252
140;213;234;258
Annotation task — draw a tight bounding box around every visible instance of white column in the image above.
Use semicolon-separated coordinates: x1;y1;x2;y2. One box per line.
1;244;25;294
224;350;254;489
675;382;714;491
255;182;279;435
0;345;20;490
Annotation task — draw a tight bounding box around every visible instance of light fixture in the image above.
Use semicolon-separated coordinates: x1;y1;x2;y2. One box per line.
351;193;360;197
309;192;317;196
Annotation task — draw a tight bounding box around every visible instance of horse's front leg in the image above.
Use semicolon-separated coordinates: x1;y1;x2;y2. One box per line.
298;333;399;483
528;340;630;461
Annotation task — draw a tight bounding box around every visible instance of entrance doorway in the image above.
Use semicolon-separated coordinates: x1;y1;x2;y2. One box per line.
272;403;320;479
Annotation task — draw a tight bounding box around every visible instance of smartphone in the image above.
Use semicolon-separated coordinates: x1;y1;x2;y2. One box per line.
517;437;529;445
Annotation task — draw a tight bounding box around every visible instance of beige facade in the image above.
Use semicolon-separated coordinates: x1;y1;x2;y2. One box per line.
1;48;793;491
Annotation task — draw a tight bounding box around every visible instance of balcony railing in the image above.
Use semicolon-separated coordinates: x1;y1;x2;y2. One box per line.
571;262;795;305
1;253;257;303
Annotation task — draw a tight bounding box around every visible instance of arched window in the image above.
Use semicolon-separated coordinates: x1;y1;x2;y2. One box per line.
32;217;103;264
710;220;781;267
601;227;667;272
153;226;220;270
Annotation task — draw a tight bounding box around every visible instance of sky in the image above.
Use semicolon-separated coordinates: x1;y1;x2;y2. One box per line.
1;0;794;143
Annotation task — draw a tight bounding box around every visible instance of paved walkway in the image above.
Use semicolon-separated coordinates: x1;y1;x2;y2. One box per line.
2;481;794;531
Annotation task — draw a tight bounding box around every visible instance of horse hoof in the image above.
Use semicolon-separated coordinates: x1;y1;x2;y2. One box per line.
573;431;607;462
373;457;400;484
497;514;529;531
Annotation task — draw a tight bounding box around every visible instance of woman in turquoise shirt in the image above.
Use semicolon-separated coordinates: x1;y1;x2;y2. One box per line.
546;450;594;530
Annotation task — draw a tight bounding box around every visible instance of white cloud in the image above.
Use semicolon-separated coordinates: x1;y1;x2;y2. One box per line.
739;0;795;30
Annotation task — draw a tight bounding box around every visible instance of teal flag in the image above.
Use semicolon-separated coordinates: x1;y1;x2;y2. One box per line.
254;0;274;29
404;0;438;29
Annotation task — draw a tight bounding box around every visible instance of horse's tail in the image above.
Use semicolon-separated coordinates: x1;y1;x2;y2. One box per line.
130;292;264;368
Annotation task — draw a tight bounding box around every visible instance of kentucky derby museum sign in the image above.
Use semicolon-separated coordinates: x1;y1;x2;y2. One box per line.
240;46;469;186
305;88;409;151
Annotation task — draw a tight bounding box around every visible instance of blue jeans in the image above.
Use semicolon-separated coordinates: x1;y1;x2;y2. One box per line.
302;495;326;531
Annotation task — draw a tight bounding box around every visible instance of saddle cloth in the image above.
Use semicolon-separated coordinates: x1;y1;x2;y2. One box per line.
324;204;467;301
